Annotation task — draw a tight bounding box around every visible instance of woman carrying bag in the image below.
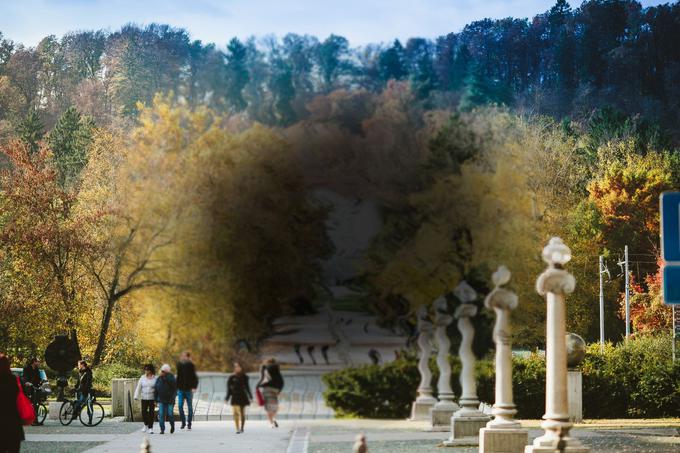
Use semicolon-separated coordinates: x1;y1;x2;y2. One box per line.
0;353;31;453
256;358;284;429
225;362;252;434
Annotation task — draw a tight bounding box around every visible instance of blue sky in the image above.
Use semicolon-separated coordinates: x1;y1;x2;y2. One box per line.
0;0;670;47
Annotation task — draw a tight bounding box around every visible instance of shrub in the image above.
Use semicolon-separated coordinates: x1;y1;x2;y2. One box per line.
322;358;420;418
322;355;494;418
91;363;141;397
581;335;680;418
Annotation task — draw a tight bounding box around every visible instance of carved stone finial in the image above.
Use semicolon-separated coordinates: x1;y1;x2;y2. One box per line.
140;437;151;453
492;265;511;287
542;237;572;267
485;265;518;312
433;295;448;312
454;281;477;304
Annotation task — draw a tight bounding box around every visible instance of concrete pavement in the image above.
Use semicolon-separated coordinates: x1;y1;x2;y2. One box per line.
83;420;295;453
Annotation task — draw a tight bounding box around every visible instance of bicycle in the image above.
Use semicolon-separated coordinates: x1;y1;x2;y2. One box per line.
58;394;105;427
24;381;49;426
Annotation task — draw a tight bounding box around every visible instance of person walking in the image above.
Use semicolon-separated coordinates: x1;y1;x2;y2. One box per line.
154;364;177;435
225;362;251;434
74;360;93;423
0;354;24;453
256;358;284;428
176;351;198;430
134;364;157;434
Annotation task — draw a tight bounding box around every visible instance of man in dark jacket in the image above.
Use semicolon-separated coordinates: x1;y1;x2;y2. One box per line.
176;351;198;430
22;358;42;406
74;360;93;423
155;364;177;434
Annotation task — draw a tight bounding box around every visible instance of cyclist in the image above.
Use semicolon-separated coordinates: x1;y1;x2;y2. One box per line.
22;357;43;422
73;360;93;422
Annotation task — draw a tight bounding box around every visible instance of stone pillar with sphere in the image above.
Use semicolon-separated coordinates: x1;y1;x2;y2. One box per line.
478;265;528;453
566;333;586;423
525;238;590;453
444;281;491;446
430;296;459;430
410;304;437;420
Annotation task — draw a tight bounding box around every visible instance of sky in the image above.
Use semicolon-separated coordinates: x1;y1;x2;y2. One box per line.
0;0;671;48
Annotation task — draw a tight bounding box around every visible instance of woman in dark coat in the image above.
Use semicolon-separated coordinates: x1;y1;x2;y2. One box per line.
225;362;251;433
0;354;24;453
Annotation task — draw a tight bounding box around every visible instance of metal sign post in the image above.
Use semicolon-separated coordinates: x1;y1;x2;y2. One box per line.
674;305;680;363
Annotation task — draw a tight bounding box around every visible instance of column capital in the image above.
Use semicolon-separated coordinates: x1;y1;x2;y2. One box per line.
485;265;518;312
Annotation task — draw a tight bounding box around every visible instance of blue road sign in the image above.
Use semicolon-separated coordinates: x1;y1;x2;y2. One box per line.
661;192;680;262
663;266;680;305
661;192;680;305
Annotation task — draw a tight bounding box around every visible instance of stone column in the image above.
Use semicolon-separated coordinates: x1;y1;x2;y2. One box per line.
410;305;437;420
444;282;490;445
525;238;590;453
430;296;458;430
479;265;528;453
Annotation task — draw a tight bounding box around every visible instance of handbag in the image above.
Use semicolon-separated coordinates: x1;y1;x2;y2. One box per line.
255;387;265;406
16;377;36;426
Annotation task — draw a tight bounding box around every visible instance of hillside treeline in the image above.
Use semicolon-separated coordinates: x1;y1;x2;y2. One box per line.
1;0;679;136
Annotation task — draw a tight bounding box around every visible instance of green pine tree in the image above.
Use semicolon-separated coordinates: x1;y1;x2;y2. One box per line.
225;38;250;112
459;63;512;111
16;111;45;154
48;106;95;186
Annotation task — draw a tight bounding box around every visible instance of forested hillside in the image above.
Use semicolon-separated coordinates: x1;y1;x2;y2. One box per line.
0;0;678;369
1;0;679;135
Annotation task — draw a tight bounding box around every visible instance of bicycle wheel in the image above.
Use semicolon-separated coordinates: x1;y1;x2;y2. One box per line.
80;401;105;427
58;401;75;426
35;404;47;425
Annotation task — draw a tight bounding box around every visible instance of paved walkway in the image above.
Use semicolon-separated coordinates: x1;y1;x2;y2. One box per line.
83;420;294;453
24;418;680;453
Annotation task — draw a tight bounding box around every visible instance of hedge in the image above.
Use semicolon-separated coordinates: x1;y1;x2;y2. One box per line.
322;335;680;419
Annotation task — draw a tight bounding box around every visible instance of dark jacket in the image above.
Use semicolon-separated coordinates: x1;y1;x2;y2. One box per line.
154;373;177;404
226;373;252;406
0;374;25;447
75;366;93;396
176;360;198;391
22;365;41;387
258;363;284;391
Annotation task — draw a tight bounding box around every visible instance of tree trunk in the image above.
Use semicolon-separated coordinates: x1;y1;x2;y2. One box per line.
92;296;116;366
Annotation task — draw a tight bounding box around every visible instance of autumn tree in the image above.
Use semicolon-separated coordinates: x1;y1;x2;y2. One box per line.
0;141;96;351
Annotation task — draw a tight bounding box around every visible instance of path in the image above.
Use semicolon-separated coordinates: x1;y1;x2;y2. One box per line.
24;418;680;453
83;420;293;453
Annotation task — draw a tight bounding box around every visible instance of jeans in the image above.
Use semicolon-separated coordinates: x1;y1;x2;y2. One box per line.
158;402;175;432
75;393;93;423
177;390;193;426
141;400;155;429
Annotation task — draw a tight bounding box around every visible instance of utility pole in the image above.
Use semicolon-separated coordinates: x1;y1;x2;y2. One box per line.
618;246;631;340
599;255;605;353
624;246;630;339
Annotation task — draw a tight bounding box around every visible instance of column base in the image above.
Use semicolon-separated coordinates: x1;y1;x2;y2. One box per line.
442;414;490;444
429;402;459;431
410;398;437;421
567;370;583;423
479;427;528;453
525;434;590;453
